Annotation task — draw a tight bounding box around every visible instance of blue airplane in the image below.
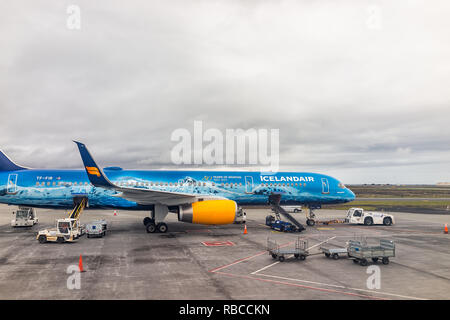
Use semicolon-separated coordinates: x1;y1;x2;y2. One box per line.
0;141;355;233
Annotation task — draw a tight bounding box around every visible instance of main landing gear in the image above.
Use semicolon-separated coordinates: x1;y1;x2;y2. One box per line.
143;218;168;233
143;204;169;233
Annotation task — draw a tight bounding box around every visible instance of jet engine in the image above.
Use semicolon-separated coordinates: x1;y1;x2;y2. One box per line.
178;199;237;225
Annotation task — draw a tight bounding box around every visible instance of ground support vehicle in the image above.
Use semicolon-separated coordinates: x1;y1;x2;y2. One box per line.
347;239;395;266
267;237;309;262
11;207;38;227
320;246;349;260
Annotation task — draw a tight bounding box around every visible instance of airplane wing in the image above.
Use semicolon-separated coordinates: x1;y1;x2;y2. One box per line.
73;141;197;206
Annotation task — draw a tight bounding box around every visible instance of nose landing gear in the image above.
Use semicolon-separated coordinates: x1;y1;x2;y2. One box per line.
305;206;319;227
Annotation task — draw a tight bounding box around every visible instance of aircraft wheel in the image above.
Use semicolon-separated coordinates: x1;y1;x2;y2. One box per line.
146;223;157;233
306;219;315;226
157;222;168;233
38;235;46;244
143;217;153;226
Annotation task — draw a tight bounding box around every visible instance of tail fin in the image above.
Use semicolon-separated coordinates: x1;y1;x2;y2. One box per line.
0;149;28;171
73;141;114;188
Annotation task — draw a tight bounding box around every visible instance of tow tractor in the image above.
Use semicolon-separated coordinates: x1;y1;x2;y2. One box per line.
36;198;87;244
345;208;395;226
11;207;38;227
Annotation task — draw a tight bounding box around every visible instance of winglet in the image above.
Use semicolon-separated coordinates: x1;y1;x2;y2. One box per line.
73;141;114;188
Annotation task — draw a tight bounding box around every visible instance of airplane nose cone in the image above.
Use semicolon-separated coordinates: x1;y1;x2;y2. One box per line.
346;188;356;202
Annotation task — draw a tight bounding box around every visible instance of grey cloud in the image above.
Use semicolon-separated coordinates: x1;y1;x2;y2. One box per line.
1;0;450;184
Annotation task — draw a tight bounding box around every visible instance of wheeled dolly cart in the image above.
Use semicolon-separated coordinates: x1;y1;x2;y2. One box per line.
347;239;395;266
267;237;309;262
320;246;349;260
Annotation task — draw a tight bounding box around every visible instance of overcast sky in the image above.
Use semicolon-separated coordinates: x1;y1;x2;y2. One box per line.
1;0;450;184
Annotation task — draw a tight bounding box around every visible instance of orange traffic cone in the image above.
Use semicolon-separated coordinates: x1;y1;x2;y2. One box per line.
445;224;448;234
79;255;85;272
114;210;117;216
243;224;248;235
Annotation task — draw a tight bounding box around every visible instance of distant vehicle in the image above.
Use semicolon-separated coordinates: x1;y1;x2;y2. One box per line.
234;208;246;224
36;218;81;243
86;221;107;238
345;208;395;226
271;206;302;213
11;207;38;227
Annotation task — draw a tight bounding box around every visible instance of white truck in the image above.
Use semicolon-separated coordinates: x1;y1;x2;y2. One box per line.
345;208;395;226
271;206;302;213
11;207;38;227
234;207;247;224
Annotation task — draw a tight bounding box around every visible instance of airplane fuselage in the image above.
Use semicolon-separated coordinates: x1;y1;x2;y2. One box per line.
0;168;355;209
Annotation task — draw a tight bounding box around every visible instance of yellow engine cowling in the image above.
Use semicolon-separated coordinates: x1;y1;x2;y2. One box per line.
178;200;237;225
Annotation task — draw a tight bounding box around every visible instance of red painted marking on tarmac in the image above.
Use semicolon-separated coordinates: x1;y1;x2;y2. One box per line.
214;271;387;300
202;241;235;247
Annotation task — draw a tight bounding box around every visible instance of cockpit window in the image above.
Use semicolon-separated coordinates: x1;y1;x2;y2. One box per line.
338;183;346;189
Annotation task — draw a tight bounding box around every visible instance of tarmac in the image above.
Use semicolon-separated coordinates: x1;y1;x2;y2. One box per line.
0;204;449;300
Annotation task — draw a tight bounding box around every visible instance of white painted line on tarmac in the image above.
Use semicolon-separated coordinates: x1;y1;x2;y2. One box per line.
251;261;280;275
307;236;336;250
257;273;427;300
250;236;337;275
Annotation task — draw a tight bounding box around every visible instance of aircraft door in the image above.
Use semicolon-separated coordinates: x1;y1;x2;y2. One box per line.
6;174;18;194
245;176;253;194
321;178;329;194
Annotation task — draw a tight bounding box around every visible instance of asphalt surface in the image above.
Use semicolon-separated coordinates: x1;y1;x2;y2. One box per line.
0;204;449;300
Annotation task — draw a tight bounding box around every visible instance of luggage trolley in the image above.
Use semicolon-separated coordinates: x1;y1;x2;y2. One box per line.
320;246;349;260
347;239;395;266
267;237;309;262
